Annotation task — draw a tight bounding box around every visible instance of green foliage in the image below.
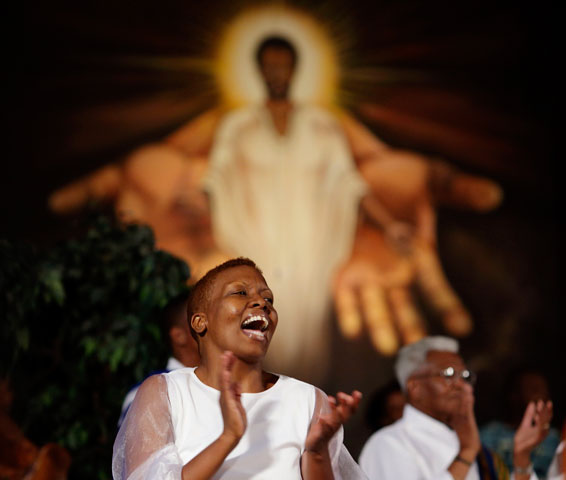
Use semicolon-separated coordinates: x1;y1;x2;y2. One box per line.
0;216;190;479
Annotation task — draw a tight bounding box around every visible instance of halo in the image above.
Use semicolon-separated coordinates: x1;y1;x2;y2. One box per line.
214;5;339;107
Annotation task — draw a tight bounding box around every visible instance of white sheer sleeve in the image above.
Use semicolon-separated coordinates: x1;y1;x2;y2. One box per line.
112;374;183;480
313;388;369;480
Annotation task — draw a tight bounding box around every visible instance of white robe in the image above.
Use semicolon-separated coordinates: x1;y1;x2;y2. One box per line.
359;404;537;480
204;104;367;382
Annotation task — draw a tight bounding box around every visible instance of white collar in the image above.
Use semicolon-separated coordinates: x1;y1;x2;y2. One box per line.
402;403;455;438
399;404;465;475
166;357;185;371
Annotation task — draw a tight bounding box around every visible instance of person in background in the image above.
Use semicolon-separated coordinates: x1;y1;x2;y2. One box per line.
359;336;553;479
481;368;561;478
117;292;199;427
365;380;405;432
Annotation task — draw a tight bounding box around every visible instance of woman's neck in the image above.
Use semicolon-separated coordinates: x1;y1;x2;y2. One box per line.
196;354;268;393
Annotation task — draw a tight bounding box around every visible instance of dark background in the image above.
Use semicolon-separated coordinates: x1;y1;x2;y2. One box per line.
5;0;562;459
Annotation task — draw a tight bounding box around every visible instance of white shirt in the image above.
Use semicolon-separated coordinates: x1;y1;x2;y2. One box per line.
360;404;481;480
170;368;319;478
359;405;537;480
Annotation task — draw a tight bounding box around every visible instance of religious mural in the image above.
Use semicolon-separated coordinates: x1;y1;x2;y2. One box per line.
48;5;503;384
2;1;560;473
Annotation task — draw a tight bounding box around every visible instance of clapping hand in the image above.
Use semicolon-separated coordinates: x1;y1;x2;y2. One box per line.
449;383;481;461
305;391;362;454
514;399;553;462
219;351;247;445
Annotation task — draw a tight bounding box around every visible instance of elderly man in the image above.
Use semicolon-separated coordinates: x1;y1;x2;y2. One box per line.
359;336;553;479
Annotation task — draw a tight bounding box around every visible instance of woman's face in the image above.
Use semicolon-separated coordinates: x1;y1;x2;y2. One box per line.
203;265;278;361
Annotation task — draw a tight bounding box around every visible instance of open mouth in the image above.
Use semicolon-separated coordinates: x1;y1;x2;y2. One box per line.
241;315;269;332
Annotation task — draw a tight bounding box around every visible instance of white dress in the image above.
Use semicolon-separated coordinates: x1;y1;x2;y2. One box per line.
112;367;366;480
204;105;368;383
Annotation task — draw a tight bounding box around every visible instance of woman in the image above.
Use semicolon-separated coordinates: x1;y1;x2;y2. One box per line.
112;258;365;479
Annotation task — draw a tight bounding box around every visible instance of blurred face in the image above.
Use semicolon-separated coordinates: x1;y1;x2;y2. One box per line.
199;265;278;361
384;390;406;425
407;350;474;423
518;372;549;404
259;47;295;100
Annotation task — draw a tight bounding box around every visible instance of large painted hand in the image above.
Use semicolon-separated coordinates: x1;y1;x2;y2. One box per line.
384;220;415;255
429;161;503;212
333;224;425;355
48;164;122;214
305;391;362;454
218;351;247;444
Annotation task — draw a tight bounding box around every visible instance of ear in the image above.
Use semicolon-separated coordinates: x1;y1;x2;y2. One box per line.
191;313;208;336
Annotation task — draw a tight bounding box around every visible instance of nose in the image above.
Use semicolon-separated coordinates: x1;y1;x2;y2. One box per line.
249;294;269;310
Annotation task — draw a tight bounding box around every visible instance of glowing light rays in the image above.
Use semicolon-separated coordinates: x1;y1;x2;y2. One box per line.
214;5;339;107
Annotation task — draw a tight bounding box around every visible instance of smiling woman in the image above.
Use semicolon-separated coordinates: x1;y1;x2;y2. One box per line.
188;258;278;365
112;257;366;480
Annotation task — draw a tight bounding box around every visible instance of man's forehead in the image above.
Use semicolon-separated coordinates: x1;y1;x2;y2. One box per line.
424;350;465;367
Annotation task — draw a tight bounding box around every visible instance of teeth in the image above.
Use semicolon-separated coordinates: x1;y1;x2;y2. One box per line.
241;315;269;331
245;330;266;340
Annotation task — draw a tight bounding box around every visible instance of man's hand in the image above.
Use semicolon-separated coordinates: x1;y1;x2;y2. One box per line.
513;399;553;468
449;383;481;462
446;384;481;480
218;351;247;446
305;391;362;455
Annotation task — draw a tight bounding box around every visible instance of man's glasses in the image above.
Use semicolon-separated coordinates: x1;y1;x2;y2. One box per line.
415;367;477;385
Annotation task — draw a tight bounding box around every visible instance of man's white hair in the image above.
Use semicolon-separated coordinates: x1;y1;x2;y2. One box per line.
395;336;459;391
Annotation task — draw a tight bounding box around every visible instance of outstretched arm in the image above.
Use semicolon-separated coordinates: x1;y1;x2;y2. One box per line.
48;164;122;213
165;108;224;157
301;389;362;480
